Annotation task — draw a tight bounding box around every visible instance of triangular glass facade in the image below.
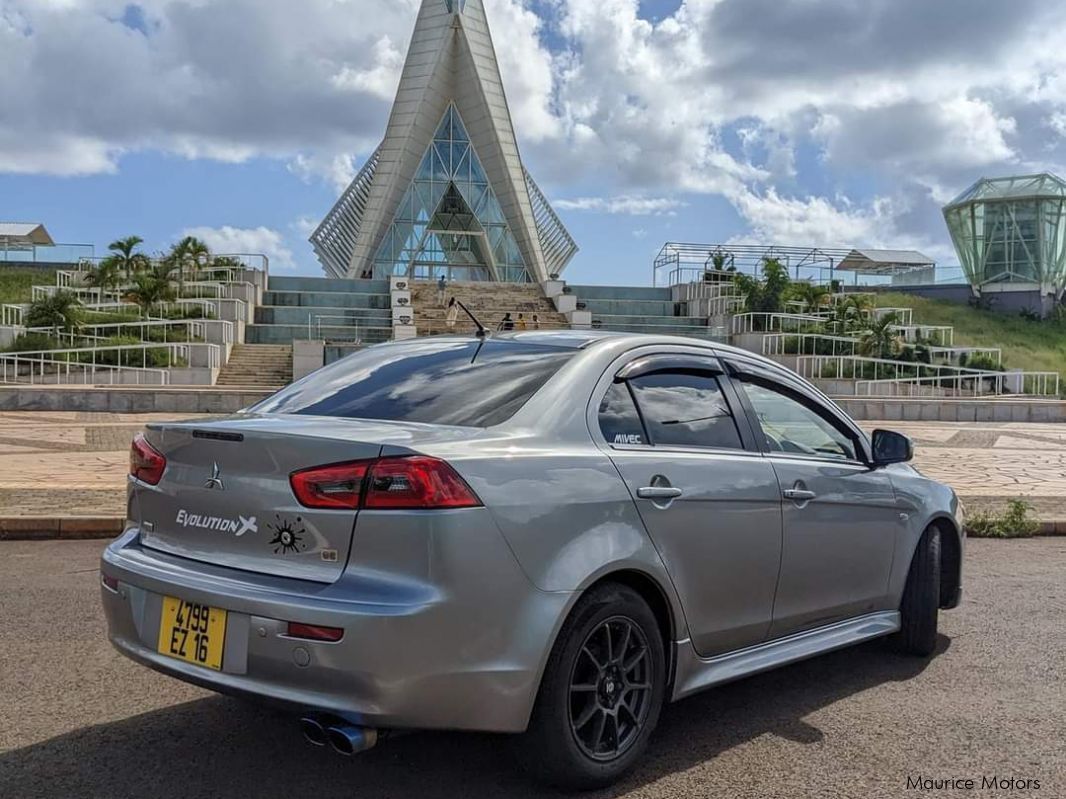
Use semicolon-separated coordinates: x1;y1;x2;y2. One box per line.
444;0;466;12
371;103;530;282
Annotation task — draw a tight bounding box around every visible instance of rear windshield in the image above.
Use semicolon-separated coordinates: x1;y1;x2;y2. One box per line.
251;339;576;427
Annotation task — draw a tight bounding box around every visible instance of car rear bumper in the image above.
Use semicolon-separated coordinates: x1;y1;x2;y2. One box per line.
101;528;571;733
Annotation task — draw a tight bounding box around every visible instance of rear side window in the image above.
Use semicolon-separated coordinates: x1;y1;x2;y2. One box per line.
598;382;646;446
629;372;742;450
251;339;575;427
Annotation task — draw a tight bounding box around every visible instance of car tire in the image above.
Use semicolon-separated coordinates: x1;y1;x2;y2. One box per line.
896;526;941;657
516;582;666;791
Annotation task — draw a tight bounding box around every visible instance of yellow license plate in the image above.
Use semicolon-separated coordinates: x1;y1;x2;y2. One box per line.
157;596;227;671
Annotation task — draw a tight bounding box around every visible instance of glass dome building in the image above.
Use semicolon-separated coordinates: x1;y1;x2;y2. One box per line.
943;173;1066;297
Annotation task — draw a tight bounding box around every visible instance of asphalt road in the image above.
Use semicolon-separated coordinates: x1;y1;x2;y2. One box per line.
1;539;1063;799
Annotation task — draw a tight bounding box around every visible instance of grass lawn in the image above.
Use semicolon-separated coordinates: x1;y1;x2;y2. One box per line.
879;292;1066;381
0;267;58;305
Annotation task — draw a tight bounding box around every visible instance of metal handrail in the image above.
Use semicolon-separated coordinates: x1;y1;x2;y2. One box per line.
731;312;828;335
0;354;171;386
1;304;26;326
854;372;1060;398
762;333;859;358
796;355;1059;397
887;324;954;347
0;342;221;372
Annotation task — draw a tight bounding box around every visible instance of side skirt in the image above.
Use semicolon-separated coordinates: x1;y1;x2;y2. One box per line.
671;611;901;702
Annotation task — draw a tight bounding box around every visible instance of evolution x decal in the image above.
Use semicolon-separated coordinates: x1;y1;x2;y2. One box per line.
175;509;258;537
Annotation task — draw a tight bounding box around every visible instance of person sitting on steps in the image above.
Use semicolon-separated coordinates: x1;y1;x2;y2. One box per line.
445;297;459;332
498;312;514;332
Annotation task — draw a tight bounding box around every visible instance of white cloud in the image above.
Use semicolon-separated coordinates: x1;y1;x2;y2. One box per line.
183;225;296;271
331;36;405;101
554;195;687;215
5;0;1066;260
288;152;361;194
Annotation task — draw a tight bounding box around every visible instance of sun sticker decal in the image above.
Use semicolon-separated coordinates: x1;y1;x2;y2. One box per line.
268;515;307;555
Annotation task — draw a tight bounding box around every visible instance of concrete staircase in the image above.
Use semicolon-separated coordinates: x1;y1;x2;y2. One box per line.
570;285;727;339
411;281;569;335
247;276;393;346
215;344;293;388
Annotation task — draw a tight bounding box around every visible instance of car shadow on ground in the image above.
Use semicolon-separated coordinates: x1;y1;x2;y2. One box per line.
0;635;949;799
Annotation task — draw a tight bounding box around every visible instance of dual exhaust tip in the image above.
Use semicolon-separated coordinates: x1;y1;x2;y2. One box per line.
301;715;378;756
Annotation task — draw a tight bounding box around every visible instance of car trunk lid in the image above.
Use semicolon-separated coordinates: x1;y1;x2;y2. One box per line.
133;414;481;583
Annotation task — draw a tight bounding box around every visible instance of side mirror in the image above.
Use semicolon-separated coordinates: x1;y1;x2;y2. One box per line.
871;429;913;467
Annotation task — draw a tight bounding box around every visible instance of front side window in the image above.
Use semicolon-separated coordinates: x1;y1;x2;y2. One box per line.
739;379;858;461
627;371;743;450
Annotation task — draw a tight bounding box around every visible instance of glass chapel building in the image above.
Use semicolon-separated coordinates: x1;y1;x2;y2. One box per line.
311;0;577;284
943;173;1066;298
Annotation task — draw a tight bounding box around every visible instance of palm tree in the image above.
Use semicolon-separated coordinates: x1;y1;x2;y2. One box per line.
86;256;124;295
791;283;831;313
124;264;176;317
107;235;150;277
858;312;902;359
24;291;84;335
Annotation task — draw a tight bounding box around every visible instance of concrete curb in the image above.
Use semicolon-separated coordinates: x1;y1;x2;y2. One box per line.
0;517;124;541
0;517;1063;541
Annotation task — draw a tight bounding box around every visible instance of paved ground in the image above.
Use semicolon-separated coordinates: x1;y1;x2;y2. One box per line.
2;411;1065;520
0;538;1063;798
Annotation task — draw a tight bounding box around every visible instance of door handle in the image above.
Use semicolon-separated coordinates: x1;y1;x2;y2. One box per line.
637;486;684;500
783;488;817;502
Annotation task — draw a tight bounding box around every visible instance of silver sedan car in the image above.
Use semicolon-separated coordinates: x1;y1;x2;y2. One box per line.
102;331;964;789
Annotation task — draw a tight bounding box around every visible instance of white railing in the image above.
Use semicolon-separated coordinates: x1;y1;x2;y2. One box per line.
829;292;877;306
82;302;142;316
0;342;219;375
689;294;746;318
1;304;25;326
761;333;859;358
179;281;228;299
80;319;234;345
591;320;728;338
856;372;1060;398
0;355;171;386
32;284;124;303
888;324;954;347
796;355;1060;397
762;334;1002;367
307;314;368;342
928;346;1002;365
870;306;914;326
731;312;828;335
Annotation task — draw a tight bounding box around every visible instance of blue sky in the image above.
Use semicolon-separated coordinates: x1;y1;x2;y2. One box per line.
3;0;1066;284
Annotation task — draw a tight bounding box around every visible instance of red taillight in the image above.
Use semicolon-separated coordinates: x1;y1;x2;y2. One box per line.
130;433;166;485
290;461;371;509
364;456;481;509
286;622;344;642
101;573;119;592
289;456;481;510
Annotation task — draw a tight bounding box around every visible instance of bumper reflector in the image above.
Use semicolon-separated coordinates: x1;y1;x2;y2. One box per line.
286;622;344;642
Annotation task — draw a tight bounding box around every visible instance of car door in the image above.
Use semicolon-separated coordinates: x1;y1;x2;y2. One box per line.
726;361;900;639
594;351;783;658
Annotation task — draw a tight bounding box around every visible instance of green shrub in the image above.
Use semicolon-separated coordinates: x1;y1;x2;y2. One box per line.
966;499;1041;538
80;335;177;368
964;353;1004;372
163;305;216;320
24;291;83;332
83;311;142;325
4;332;61;353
